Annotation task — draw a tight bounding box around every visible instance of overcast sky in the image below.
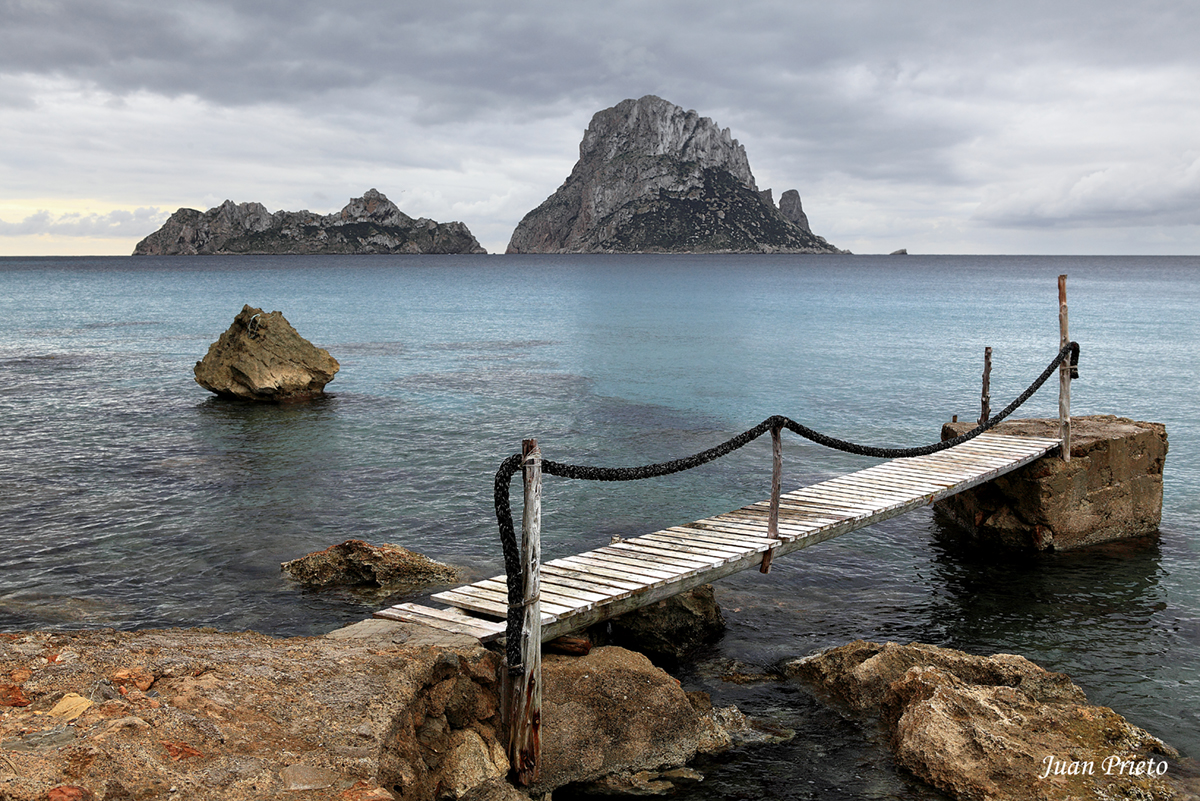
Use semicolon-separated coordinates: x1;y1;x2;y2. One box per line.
2;0;1198;256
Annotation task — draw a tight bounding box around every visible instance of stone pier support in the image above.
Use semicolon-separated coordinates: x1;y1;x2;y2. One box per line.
935;415;1167;551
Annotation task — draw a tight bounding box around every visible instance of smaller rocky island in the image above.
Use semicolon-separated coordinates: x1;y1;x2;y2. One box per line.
133;189;486;255
506;95;844;254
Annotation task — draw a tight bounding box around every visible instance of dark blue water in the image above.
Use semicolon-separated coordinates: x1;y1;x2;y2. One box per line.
2;254;1197;794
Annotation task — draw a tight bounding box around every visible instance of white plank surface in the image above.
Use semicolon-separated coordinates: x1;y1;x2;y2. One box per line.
376;433;1059;641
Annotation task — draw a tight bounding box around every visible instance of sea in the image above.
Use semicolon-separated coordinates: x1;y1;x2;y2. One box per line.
1;254;1197;799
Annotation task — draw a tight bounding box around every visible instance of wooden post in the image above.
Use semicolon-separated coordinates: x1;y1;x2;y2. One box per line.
508;438;542;784
761;423;782;573
979;347;992;425
1058;275;1071;462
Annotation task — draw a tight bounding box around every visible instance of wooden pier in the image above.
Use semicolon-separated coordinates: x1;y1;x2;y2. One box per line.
375;431;1061;643
375;275;1076;785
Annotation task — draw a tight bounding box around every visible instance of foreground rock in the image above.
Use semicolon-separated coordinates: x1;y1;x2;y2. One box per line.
787;640;1181;801
194;305;339;402
506;95;844;254
134;189;486;255
1;626;769;801
281;540;458;590
936;416;1168;550
0;628;514;801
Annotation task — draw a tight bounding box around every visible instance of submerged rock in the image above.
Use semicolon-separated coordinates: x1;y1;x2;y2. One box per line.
281;539;458;589
786;640;1181;801
194;304;339;402
134;188;487;255
506;95;843;254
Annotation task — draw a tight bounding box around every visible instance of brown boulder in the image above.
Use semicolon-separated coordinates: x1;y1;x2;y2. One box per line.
787;641;1180;801
281;539;458;590
194;305;339;402
787;639;1084;713
532;646;703;793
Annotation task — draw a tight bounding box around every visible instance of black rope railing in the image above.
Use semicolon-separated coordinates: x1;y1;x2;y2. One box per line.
494;341;1078;667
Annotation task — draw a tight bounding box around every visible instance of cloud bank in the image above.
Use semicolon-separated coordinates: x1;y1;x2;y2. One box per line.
2;0;1198;254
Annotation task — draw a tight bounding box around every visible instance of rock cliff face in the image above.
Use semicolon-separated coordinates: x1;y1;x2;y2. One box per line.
134;189;486;255
506;96;842;254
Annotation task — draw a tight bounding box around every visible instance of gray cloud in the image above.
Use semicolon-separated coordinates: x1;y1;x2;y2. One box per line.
0;207;168;237
2;0;1198;253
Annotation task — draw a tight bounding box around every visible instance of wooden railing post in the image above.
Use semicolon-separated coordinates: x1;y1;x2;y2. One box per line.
979;346;992;425
508;438;542;784
761;422;782;573
1058;275;1071;462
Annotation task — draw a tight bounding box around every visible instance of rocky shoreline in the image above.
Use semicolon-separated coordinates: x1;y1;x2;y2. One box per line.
4;615;1194;801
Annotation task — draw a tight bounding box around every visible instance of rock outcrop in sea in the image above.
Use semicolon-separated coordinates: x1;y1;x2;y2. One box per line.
133;189;487;255
281;539;458;591
194;305;339;402
506;95;843;254
787;640;1182;801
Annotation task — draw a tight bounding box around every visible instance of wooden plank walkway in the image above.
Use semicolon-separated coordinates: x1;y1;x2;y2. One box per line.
375;432;1061;643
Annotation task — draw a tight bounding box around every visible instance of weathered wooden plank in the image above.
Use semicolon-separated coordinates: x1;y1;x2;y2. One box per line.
817;474;935;499
436;588;556;623
720;505;840;527
640;532;753;558
842;469;953;492
542;562;643;592
585;547;700;575
540;566;640;597
662;525;777;547
535;575;622;604
373;603;506;640
550;555;663;586
796;482;907;506
714;511;840;539
478;578;595;613
608;539;731;566
569;551;686;581
443;583;575;618
650;528;772;553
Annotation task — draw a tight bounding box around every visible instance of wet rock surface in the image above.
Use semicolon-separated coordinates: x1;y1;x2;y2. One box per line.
194;304;339;402
787;640;1183;801
281;540;458;591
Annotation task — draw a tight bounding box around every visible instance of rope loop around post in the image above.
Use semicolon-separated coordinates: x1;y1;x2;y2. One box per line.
493;341;1078;655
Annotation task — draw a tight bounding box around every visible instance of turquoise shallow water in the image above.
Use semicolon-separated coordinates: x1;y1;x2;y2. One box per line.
1;254;1198;796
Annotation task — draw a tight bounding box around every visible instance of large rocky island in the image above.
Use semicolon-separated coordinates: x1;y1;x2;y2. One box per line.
133;189;486;255
506;95;844;254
